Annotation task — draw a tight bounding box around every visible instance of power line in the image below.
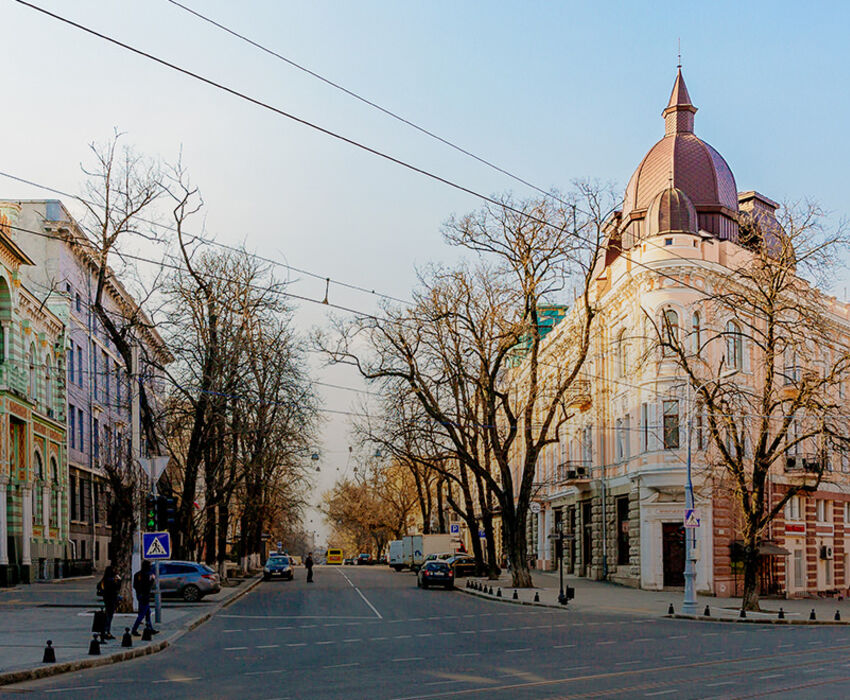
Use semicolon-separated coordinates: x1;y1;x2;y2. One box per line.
12;1;779;320
163;0;560;205
0;169;412;306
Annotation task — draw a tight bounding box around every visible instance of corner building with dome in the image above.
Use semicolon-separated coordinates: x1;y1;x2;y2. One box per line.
521;68;850;598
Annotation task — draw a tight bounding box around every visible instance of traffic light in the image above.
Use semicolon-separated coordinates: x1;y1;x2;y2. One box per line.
145;495;157;531
156;495;176;530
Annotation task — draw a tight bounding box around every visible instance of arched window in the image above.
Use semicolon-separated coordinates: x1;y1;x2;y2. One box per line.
50;456;58;484
726;321;743;370
35;451;44;481
617;329;628;377
662;309;679;356
692;312;702;356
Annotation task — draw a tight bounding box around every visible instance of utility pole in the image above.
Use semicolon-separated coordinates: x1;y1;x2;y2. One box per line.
130;343;141;610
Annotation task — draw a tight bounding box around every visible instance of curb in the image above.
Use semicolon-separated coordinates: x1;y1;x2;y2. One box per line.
457;583;569;611
668;612;850;626
0;574;263;687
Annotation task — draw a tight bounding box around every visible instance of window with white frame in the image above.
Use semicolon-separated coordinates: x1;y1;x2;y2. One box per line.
662;400;679;449
844;502;850;523
785;495;803;521
615;418;624;461
616;329;628;378
623;414;631;459
692;311;702;356
784;348;800;385
726;320;743;370
640;403;649;452
816;499;829;523
662;309;679;356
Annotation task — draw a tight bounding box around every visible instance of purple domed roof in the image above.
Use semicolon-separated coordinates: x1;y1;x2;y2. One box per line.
621;69;738;242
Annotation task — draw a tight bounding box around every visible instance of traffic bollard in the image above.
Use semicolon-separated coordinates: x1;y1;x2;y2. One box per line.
704;605;710;617
778;607;785;619
512;590;518;600
42;640;56;663
496;588;502;598
534;592;539;602
836;610;841;621
667;603;674;615
142;627;153;641
121;628;133;648
88;634;101;656
810;609;816;621
739;608;746;618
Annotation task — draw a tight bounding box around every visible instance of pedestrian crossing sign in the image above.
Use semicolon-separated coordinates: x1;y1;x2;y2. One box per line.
684;509;700;528
143;531;171;559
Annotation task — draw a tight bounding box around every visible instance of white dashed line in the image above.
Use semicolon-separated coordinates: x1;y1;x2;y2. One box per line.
758;674;783;680
224;647;248;651
554;644;576;649
505;648;531;653
256;645;279;649
316;641;334;645
644;691;676;697
286;643;307;647
343;638;361;643
393;657;424;662
323;663;359;669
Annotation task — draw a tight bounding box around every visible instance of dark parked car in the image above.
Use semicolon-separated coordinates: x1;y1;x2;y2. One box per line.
357;553;373;565
343;557;356;565
446;555;477;577
417;561;454;589
263;555;294;581
157;561;221;601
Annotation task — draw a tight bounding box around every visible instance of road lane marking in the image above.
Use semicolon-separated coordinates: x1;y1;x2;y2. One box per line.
220;614;370;619
505;648;531;653
152;678;200;684
343;638;361;642
616;661;641;666
316;641;334;645
706;681;735;687
257;644;279;649
371;636;388;641
416;634;433;637
337;569;383;619
224;646;248;651
393;657;424;662
324;662;359;669
395;635;412;639
596;641;616;645
634;638;652;643
554;644;575;649
249;627;268;631
644;691;676;697
286;643;306;647
759;674;783;679
457;652;480;657
424;681;459;687
45;687;101;694
668;635;686;639
744;647;762;651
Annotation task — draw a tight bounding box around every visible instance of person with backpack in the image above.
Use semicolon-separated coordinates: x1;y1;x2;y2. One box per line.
131;560;158;637
97;566;121;640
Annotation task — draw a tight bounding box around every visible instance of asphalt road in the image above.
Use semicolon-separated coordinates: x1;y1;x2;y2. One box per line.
7;566;850;699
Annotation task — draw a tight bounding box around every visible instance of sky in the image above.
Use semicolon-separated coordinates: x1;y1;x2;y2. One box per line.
4;1;850;543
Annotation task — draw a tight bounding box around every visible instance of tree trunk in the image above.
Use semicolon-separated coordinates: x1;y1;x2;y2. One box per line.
436;479;446;533
217;501;229;580
741;534;761;612
505;516;533;588
108;495;136;613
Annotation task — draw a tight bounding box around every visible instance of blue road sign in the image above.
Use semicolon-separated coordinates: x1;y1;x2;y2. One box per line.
684;509;700;528
479;530;486;539
143;531;171;559
450;523;460;534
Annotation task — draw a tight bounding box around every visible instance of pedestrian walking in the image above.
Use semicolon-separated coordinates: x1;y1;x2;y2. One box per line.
131;560;159;637
98;565;121;640
305;553;314;583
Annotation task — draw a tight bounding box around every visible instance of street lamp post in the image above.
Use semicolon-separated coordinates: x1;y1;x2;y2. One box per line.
683;369;737;615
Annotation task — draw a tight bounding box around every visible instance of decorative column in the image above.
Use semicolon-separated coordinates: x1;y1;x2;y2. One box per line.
0;478;8;566
42;484;49;531
21;484;32;566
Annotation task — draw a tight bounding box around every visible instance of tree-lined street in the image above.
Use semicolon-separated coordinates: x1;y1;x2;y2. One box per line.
8;567;850;699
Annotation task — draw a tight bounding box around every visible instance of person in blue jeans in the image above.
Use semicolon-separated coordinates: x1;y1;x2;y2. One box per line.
131;560;159;636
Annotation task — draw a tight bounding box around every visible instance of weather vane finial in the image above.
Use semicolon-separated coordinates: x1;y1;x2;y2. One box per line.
677;38;682;69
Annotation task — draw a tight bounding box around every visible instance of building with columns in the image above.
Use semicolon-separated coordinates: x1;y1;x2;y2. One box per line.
5;199;171;575
0;203;67;586
523;68;850;599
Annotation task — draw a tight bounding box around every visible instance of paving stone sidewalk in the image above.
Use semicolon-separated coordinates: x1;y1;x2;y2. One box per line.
464;569;850;622
0;574;261;683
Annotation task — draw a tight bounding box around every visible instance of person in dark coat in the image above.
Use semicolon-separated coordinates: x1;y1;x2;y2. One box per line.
131;560;158;636
99;565;121;640
305;553;314;583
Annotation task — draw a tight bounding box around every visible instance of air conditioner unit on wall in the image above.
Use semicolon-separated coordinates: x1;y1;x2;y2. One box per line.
820;545;834;560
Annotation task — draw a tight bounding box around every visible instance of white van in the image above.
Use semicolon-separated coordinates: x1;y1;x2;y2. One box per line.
388;540;405;571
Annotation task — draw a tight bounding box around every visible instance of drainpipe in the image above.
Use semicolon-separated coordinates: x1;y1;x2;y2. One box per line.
601;465;608;579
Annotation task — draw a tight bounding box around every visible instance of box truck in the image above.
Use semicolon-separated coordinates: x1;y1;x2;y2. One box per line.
402;533;457;572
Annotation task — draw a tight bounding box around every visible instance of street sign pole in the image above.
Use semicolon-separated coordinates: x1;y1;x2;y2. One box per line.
153;480;162;625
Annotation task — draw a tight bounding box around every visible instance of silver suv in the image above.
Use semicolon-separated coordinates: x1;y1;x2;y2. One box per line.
157;561;221;602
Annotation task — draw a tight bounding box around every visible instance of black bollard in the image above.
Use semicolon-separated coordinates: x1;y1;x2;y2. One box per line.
489;586;494;596
88;634;101;656
534;592;540;602
704;605;711;617
42;640;56;664
121;628;133;648
739;608;746;618
496;588;502;598
836;610;841;621
810;609;816;621
513;590;518;600
142;627;153;641
778;607;785;619
667;603;674;615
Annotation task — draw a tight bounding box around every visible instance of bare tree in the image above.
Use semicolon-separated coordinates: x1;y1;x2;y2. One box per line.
656;200;850;611
320;187;609;587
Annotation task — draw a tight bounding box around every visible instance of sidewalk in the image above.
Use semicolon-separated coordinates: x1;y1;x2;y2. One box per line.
0;573;261;685
464;569;850;622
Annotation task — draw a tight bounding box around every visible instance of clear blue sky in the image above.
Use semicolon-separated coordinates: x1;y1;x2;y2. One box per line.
4;1;849;538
